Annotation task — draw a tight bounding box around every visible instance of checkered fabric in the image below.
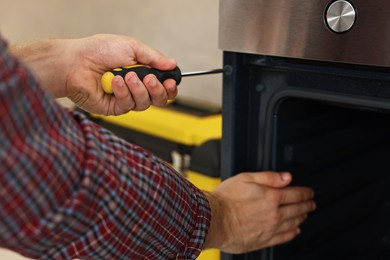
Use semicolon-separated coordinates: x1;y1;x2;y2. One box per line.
0;37;210;259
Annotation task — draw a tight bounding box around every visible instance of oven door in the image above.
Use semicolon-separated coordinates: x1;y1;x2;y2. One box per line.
221;52;390;260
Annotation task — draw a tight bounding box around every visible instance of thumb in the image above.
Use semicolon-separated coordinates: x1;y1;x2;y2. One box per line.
133;40;177;71
244;171;292;188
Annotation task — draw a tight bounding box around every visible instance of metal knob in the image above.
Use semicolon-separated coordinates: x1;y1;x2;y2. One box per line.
325;0;356;33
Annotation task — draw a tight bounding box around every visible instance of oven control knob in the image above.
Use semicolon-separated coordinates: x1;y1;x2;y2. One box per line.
325;0;356;33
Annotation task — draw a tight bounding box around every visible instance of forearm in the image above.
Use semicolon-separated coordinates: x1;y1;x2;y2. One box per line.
10;38;71;97
203;192;227;250
1;38;86;257
1;38;211;259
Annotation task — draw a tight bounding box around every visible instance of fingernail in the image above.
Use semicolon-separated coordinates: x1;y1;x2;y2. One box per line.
281;172;291;181
167;85;176;93
131;74;138;84
149;77;157;87
113;76;124;88
168;58;177;65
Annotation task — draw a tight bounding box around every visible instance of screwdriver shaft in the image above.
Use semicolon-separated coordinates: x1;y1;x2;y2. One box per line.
181;68;225;77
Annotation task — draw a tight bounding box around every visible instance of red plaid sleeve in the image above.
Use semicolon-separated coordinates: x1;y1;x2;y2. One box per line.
0;37;211;259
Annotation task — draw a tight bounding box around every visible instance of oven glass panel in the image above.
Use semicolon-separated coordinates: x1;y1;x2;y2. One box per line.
271;98;390;260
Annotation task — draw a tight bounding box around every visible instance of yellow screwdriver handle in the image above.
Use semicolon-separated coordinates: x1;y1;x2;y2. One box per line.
101;65;182;94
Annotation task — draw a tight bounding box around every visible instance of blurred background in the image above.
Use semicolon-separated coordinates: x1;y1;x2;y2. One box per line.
0;0;221;259
0;0;222;107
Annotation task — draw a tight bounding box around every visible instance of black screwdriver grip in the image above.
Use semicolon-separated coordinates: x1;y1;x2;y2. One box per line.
101;65;182;94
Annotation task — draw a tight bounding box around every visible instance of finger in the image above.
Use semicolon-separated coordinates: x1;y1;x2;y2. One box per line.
144;74;168;107
124;72;150;111
278;186;315;205
262;228;301;249
274;214;308;235
111;75;135;114
278;200;316;220
163;79;178;100
243;171;293;188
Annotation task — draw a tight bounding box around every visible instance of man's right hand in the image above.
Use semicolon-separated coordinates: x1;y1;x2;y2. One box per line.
203;171;316;254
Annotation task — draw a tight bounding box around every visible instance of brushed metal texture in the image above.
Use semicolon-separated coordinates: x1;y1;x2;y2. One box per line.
219;0;390;67
326;0;356;33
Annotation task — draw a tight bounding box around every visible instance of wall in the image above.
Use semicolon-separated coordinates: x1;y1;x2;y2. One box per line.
0;0;222;107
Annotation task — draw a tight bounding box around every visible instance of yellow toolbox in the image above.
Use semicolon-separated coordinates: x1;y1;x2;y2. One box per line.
90;101;221;259
187;138;221;260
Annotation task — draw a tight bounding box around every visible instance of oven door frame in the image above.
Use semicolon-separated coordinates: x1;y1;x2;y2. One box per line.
220;51;390;260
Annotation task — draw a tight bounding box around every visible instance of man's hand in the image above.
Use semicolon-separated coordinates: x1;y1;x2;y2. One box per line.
203;171;316;254
11;34;178;115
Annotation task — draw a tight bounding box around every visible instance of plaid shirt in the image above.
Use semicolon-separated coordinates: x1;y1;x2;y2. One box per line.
0;37;211;259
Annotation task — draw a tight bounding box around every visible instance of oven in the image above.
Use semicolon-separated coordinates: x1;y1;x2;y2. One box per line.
219;1;390;259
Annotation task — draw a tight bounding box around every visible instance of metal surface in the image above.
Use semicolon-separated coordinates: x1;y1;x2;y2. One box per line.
219;0;390;67
326;1;356;33
182;68;225;77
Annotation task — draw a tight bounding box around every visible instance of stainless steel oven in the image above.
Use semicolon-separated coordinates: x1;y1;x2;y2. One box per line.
219;1;390;259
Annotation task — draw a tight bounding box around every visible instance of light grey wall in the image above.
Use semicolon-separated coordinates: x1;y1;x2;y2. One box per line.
0;0;222;107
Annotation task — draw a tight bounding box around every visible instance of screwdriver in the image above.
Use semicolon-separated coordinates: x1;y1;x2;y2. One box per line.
101;65;225;94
